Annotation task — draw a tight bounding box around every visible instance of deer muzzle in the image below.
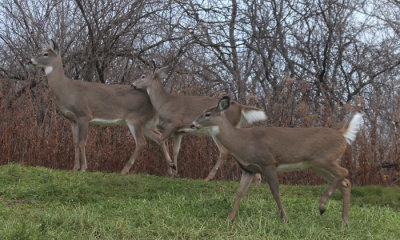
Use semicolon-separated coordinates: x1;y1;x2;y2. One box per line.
190;122;200;129
28;58;37;65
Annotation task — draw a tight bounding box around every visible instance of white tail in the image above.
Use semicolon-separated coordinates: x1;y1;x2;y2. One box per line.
191;97;363;224
241;109;267;124
30;40;160;174
342;113;363;144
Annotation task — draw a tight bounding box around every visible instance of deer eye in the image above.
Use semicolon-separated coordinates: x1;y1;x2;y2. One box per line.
205;113;211;118
43;53;48;56
141;75;145;79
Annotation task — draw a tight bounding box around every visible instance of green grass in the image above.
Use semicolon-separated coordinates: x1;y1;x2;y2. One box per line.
0;164;399;240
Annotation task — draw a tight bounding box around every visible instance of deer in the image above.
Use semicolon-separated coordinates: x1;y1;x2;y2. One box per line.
131;61;266;183
190;96;363;224
29;40;175;174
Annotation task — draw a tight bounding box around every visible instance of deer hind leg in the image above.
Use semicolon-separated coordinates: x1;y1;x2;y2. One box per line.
71;122;80;171
159;140;175;177
314;161;350;223
227;170;254;221
159;124;179;177
339;178;351;224
205;136;229;182
254;173;262;186
77;118;89;173
143;116;162;145
312;166;337;215
144;126;161;144
263;165;289;223
121;121;146;174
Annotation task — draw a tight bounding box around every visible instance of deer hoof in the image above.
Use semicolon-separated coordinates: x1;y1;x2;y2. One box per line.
204;177;213;182
167;169;177;178
170;163;177;170
204;171;217;182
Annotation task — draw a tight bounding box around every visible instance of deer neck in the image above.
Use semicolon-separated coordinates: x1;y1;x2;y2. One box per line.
147;81;169;111
45;61;70;97
213;114;240;149
44;62;68;89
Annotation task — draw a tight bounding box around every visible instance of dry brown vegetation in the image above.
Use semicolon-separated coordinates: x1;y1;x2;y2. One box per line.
1;0;400;185
1;77;399;185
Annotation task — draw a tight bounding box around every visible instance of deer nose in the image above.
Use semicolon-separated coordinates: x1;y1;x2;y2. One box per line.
29;58;37;65
190;122;199;129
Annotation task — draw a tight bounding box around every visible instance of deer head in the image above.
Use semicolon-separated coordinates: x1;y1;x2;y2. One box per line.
131;60;169;90
190;96;231;131
29;40;61;75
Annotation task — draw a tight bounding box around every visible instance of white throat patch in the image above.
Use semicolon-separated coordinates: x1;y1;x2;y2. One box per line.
211;126;220;135
45;66;53;75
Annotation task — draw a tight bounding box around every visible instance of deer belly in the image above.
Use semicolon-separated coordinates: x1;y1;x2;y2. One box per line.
90;118;126;126
277;162;310;172
237;162;263;173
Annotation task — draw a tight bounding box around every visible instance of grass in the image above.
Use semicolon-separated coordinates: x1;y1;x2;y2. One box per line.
0;164;399;240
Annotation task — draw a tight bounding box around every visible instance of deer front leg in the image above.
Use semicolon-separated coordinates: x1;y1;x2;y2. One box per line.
71;122;80;171
227;170;254;221
77;118;89;173
264;165;288;223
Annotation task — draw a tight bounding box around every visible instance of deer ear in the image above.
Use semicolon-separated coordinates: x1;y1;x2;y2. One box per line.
150;60;156;73
158;66;170;79
50;39;59;54
218;96;230;111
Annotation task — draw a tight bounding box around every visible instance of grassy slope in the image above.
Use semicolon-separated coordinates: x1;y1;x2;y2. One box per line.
0;164;399;240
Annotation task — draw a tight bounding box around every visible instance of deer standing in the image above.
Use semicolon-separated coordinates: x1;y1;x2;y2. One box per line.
132;61;266;182
29;41;167;174
190;96;362;223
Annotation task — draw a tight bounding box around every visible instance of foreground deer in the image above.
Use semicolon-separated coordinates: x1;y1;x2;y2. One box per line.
132;61;266;182
190;96;362;223
29;41;161;173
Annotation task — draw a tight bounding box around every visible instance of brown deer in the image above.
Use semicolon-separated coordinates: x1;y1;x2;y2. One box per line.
190;96;363;223
132;61;266;182
29;41;173;174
